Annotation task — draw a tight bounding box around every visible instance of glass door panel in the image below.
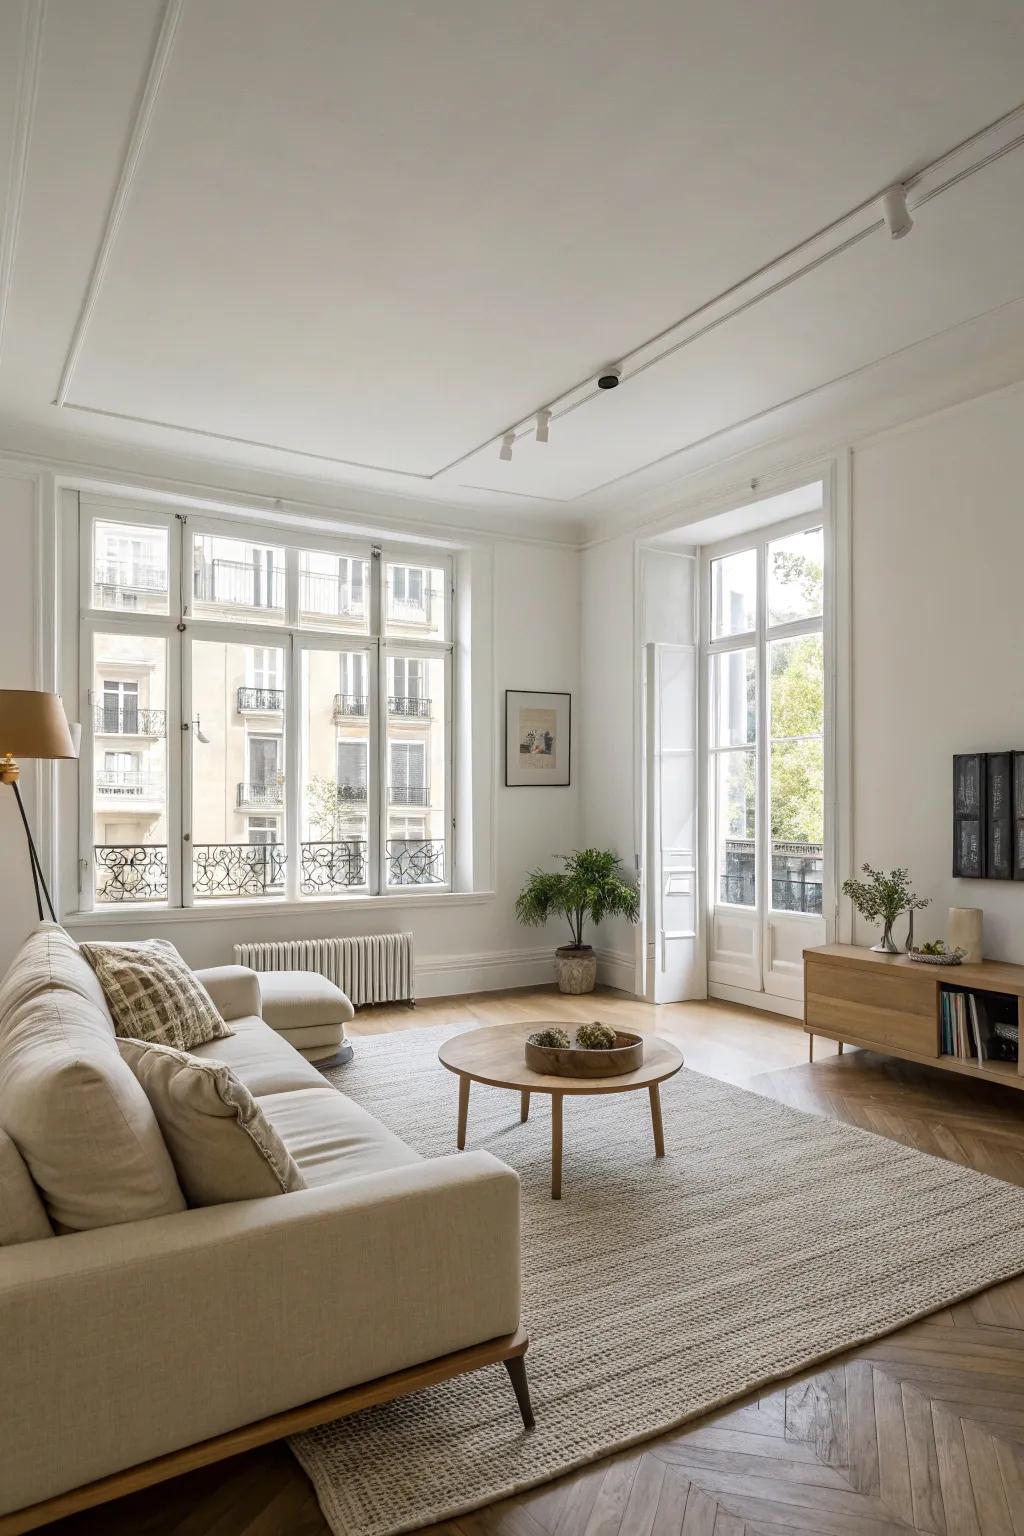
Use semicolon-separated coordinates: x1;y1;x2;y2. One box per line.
300;647;370;894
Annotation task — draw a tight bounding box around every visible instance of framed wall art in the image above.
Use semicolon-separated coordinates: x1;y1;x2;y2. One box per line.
505;690;571;787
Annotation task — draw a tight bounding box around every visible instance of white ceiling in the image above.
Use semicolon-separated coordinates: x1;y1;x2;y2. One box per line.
2;0;1024;543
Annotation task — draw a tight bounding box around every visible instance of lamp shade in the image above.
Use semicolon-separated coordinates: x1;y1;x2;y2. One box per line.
0;690;77;761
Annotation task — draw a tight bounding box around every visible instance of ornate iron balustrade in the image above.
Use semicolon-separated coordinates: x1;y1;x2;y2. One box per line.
94;845;168;903
300;841;367;893
236;781;284;807
388;695;431;717
237;686;284;712
388;784;430;805
95;771;163;799
387;838;444;886
192;844;286;898
332;692;368;720
336;782;368;803
94;704;166;737
720;838;823;914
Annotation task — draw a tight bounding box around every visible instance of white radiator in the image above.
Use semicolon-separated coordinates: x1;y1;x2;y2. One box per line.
233;934;415;1007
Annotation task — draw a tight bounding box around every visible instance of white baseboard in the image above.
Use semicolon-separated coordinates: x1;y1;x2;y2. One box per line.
595;946;639;995
415;947;555;999
708;982;804;1020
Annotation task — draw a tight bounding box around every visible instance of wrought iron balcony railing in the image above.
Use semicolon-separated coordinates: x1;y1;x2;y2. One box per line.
300;571;366;620
194;558;284;611
193;844;286;898
336;782;368;803
95;844;168;903
300;840;367;893
719;838;824;914
95;771;163;799
95;562;167;592
332;692;368;720
236;781;284;808
388;695;431;718
388;784;430;805
94;705;166;737
237;686;284;713
386;838;445;886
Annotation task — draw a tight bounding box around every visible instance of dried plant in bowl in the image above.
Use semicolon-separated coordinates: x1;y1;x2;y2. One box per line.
575;1022;616;1050
527;1028;571;1050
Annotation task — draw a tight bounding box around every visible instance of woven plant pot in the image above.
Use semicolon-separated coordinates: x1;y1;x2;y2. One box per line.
554;945;597;994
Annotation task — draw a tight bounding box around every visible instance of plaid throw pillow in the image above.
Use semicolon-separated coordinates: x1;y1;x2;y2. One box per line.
79;940;233;1051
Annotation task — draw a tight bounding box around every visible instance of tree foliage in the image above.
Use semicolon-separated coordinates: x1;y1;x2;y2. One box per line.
515;848;640;949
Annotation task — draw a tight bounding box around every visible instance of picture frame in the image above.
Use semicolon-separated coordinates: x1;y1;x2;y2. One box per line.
505;690;571;787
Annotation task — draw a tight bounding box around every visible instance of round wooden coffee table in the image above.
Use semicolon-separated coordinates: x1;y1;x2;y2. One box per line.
438;1022;684;1199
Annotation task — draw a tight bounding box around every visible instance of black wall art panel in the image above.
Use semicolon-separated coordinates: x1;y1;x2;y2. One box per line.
953;751;1024;880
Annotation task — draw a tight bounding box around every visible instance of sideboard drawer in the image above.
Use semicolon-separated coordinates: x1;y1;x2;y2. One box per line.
805;958;938;1057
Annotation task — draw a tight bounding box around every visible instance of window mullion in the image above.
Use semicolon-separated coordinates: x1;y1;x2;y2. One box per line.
285;635;300;903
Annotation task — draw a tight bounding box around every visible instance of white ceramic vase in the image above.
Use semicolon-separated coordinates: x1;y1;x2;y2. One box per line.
554;945;598;994
948;907;983;963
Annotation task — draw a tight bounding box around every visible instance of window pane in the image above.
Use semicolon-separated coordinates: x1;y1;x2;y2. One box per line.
770;741;824;913
92;633;168;902
386;653;445;885
710;548;756;638
92;520;168;614
767;526;823;626
710;648;755;747
299;648;368;893
191;638;286;897
716;749;755;907
769;634;823;740
385;561;446;642
192;534;285;624
299;550;369;633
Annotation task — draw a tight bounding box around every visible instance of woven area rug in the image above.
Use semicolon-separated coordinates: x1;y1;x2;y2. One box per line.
291;1025;1024;1536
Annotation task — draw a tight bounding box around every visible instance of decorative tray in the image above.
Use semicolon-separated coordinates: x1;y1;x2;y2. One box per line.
907;947;966;966
525;1030;644;1078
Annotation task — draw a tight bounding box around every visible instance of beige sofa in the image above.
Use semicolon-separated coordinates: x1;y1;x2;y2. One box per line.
0;926;526;1531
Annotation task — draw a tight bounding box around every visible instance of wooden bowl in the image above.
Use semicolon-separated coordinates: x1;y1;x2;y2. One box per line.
524;1030;644;1079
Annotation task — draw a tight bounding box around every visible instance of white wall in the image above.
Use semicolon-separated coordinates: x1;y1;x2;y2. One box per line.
0;476;41;964
851;386;1024;961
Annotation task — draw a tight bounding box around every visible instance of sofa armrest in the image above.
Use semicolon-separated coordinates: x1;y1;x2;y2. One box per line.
193;964;262;1021
0;1151;520;1516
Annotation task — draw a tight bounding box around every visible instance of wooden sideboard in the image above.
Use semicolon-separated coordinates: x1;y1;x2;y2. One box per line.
803;944;1024;1091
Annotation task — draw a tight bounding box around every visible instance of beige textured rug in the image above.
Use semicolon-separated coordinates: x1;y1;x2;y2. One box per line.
291;1025;1024;1536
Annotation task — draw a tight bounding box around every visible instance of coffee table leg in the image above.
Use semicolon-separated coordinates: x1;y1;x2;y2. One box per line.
551;1092;563;1200
520;1090;530;1123
649;1083;665;1158
457;1076;471;1150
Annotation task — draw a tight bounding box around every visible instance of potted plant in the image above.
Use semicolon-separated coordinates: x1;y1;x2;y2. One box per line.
515;848;640;993
841;864;930;953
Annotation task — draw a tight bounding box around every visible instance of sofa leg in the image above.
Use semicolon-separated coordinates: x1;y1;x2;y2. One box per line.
503;1353;536;1430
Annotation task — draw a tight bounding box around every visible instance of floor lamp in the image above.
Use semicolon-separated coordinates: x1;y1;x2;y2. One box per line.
0;689;77;923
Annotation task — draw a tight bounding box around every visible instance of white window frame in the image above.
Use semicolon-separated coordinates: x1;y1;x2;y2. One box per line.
74;502;454;911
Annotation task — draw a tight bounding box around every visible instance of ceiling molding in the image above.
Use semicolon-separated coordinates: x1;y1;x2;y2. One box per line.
52;0;183;406
0;0;45;366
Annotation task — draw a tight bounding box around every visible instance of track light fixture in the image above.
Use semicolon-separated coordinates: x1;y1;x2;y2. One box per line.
880;183;913;240
535;409;551;444
597;366;622;390
499;431;515;462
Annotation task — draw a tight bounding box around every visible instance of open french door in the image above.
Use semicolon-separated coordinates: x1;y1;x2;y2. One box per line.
644;642;702;1002
703;506;829;1010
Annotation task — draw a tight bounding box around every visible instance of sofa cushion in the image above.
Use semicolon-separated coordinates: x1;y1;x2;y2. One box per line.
0;989;185;1232
258;970;355;1031
0;1128;53;1245
0;923;111;1023
119;1039;305;1205
190;1015;326;1096
258;1086;421;1187
79;940;234;1051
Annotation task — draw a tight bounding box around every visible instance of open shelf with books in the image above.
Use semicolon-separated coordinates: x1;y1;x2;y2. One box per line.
940;984;1019;1070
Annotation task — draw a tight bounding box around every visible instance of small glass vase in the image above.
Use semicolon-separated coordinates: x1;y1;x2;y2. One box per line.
871;918;900;954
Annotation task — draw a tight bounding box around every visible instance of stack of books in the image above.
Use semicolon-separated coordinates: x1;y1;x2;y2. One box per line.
941;989;1020;1066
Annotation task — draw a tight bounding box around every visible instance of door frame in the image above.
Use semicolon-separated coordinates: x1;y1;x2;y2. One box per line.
696;462;850;1017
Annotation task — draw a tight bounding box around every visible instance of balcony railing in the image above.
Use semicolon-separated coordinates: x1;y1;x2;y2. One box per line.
386;838;445;886
300;571;365;620
336;782;368;803
194;558;284;612
236;781;284;808
301;840;367;893
94;705;166;738
95;771;163;799
720;838;823;914
388;695;431;718
94;564;168;611
237;686;284;713
333;692;368;720
388;595;433;626
388;784;430;805
193;843;286;898
95;844;168;903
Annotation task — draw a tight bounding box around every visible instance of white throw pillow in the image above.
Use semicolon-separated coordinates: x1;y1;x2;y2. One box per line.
119;1038;306;1206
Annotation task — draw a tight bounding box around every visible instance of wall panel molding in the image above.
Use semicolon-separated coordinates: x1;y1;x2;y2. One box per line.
0;0;45;365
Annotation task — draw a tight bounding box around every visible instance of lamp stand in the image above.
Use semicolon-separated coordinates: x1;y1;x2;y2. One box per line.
2;770;57;923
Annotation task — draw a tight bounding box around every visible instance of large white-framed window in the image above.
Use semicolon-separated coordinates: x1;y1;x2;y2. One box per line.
75;500;453;908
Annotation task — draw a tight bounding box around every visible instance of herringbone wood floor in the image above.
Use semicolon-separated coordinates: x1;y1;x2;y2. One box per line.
47;989;1024;1536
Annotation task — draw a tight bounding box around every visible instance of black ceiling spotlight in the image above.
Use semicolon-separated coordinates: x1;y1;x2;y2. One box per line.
597;365;622;390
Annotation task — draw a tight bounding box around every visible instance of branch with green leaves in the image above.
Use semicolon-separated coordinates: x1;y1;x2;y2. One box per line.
841;864;930;925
